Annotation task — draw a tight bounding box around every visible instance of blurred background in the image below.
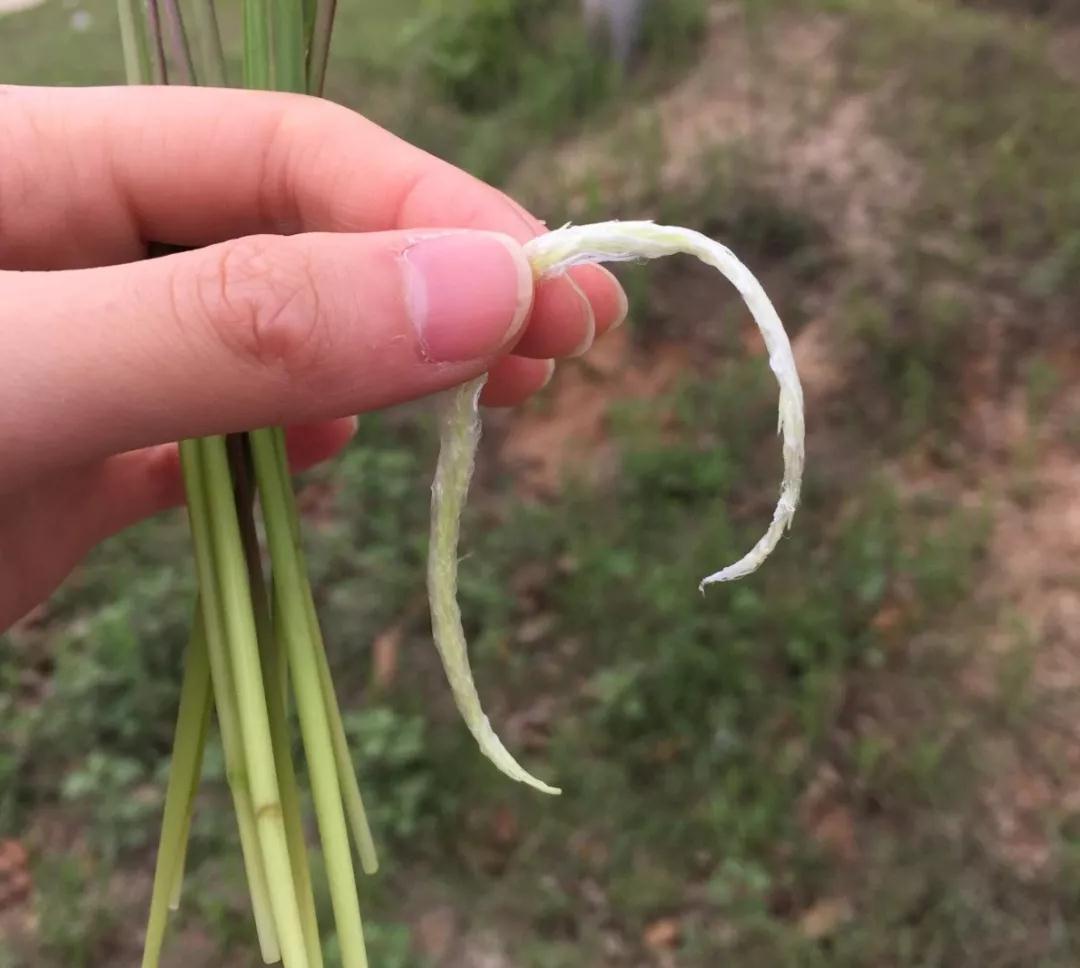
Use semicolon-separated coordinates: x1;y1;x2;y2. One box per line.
3;0;1080;964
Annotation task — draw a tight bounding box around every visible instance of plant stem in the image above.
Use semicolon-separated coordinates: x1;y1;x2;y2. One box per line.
274;0;307;92
251;428;368;968
198;434;310;968
161;0;197;85
145;0;170;84
265;617;325;968
179;439;281;964
268;431;379;874
117;0;152;83
169;681;211;910
190;0;228;86
306;0;337;96
230;435;325;968
302;0;317;74
308;593;380;874
227;435;271;648
243;0;272;90
140;612;211;968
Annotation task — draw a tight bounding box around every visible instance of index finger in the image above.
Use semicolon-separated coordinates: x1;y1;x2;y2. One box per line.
0;84;625;348
1;85;531;253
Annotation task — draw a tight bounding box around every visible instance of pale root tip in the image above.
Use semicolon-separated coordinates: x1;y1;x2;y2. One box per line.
699;562;751;591
503;764;561;797
530;779;563;797
479;728;562;795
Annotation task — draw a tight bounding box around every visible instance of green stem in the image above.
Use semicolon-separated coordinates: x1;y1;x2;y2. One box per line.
306;0;337;96
141;612;212;968
251;428;368;968
227;435;271;649
231;435;324;968
269;430;379;874
117;0;152;84
308;593;380;875
265;615;325;968
179;439;282;964
198;435;310;968
274;0;308;92
169;680;212;910
302;0;318;76
242;0;272;89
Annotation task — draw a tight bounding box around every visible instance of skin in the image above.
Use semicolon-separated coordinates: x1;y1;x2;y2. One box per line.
0;85;627;629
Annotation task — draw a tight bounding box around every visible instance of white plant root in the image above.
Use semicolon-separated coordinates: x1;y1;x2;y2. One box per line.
427;220;806;795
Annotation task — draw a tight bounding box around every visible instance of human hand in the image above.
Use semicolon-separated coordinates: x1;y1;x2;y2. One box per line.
0;85;627;628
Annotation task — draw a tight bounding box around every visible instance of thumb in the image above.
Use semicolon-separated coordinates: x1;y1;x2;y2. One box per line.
1;230;532;479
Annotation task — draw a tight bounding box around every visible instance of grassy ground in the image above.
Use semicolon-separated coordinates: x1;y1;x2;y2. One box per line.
3;0;1080;965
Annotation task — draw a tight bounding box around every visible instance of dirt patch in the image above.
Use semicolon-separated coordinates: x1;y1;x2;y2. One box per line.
955;366;1080;879
514;4;917;271
496;325;688;497
495;281;841;501
1048;25;1080;84
503;3;906;480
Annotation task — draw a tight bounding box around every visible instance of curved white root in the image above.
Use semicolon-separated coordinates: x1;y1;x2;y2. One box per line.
426;220;806;794
427;376;561;795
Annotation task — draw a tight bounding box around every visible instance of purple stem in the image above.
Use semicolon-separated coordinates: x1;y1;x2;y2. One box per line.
145;0;169;84
162;0;198;85
307;0;337;96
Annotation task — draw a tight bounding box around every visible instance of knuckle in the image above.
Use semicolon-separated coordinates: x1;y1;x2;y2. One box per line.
190;235;327;375
257;97;357;232
0;94;43;264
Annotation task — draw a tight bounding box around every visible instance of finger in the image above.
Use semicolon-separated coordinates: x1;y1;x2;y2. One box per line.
0;86;535;257
569;264;629;338
510;264;633;359
480;356;556;408
282;416;359;470
1;85;621;359
0;417;357;628
1;230;532;481
511;273;595;359
92;416;360;527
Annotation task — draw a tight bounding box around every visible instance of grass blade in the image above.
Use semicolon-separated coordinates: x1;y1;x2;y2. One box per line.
180;439;282;964
243;0;272;89
251;428;369;968
161;0;198;85
266;430;379;874
140;613;212;968
302;0;317;74
117;0;152;83
145;0;170;84
169;681;212;910
191;0;228;86
308;593;380;875
264;618;325;968
274;0;307;92
230;435;325;968
198;434;310;967
306;0;337;96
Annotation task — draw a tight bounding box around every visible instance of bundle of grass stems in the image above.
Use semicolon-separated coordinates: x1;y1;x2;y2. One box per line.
117;3;378;966
116;4;807;965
